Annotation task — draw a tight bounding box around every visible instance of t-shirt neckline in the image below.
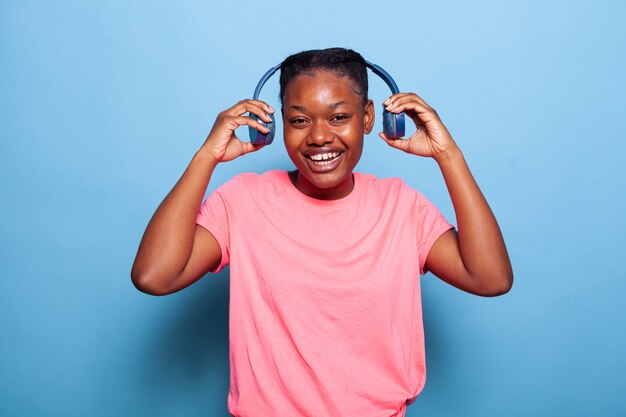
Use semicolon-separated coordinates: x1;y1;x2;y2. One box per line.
281;170;360;208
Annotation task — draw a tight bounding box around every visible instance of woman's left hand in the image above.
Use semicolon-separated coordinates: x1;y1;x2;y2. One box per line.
380;93;458;161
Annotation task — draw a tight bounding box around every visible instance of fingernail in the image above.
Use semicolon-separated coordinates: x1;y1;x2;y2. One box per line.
268;106;275;113
384;98;391;105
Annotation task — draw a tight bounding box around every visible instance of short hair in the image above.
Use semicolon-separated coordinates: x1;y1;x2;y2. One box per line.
279;47;368;105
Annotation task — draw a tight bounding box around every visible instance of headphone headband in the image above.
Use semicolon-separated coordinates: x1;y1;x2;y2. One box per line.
253;63;281;100
252;60;400;100
248;58;405;144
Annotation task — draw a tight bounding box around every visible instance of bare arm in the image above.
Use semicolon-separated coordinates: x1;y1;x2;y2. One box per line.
380;94;513;296
425;148;513;296
131;100;274;295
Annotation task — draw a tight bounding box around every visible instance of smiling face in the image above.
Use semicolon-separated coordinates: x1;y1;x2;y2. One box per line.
282;70;374;200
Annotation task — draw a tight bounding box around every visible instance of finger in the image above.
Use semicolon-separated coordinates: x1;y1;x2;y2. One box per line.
394;105;433;130
385;100;433;127
226;100;275;123
384;94;433;119
383;93;417;109
384;93;430;109
239;99;275;120
387;99;439;128
385;96;432;114
401;93;430;108
383;92;415;103
227;115;270;133
231;99;274;114
241;103;274;124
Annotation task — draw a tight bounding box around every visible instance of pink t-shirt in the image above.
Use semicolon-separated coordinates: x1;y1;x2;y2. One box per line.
196;170;454;417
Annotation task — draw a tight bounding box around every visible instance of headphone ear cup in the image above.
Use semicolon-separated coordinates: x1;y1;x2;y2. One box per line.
248;113;276;145
382;109;405;139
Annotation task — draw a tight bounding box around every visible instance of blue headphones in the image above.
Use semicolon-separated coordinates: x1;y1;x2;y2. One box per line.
248;60;406;145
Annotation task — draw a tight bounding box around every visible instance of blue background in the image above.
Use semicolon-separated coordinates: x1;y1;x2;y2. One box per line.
2;0;625;416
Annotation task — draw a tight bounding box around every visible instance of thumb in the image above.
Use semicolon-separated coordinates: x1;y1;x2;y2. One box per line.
378;132;410;152
239;140;265;156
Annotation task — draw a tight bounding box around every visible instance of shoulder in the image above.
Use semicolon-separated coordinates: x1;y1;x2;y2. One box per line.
217;170;287;189
213;170;290;202
234;170;289;190
355;172;421;203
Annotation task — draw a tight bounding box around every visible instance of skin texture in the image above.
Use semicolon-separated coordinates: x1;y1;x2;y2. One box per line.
282;70;374;200
131;70;513;297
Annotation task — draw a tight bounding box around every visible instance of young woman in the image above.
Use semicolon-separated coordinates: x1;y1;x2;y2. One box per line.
131;48;513;417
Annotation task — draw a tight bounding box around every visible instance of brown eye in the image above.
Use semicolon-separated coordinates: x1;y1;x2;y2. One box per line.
290;118;308;126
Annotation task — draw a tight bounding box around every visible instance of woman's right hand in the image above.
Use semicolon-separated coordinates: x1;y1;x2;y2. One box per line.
201;99;275;163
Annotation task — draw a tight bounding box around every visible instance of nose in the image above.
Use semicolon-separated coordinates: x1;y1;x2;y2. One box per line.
307;120;334;145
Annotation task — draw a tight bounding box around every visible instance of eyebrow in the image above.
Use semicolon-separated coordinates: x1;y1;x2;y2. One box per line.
287;101;346;112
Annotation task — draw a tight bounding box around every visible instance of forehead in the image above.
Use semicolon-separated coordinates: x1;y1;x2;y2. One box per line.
282;70;362;106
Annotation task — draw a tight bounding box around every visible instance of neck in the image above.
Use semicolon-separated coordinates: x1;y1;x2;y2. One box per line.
289;171;354;200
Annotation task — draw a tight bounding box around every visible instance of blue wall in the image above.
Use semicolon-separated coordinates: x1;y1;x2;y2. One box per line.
1;1;625;415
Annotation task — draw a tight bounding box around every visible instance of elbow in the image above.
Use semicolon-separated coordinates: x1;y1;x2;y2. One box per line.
480;282;512;297
474;271;514;297
131;266;174;296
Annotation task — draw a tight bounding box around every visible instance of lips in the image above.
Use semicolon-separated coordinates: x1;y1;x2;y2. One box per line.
303;150;345;172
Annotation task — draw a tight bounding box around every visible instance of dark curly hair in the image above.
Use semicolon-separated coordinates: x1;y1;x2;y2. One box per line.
279;47;368;105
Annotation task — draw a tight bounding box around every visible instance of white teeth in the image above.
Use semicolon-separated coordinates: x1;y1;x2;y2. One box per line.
309;152;340;161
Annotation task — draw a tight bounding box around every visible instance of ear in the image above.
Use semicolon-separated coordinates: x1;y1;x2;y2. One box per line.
363;99;375;134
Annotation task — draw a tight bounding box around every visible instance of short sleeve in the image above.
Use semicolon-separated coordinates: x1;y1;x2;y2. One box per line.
195;176;242;273
410;189;455;275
